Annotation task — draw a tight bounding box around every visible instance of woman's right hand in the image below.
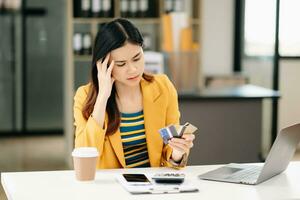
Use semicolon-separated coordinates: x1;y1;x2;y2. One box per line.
96;54;115;100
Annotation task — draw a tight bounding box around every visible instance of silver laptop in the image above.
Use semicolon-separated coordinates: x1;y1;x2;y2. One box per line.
198;123;300;185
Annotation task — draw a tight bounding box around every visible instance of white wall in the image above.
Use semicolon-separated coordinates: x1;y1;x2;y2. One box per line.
243;58;273;155
279;60;300;129
201;0;234;75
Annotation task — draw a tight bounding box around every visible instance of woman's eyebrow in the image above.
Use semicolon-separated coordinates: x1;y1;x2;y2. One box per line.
115;52;141;63
132;52;141;59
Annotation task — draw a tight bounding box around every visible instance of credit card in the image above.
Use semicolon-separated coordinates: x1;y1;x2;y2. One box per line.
159;123;198;144
184;123;198;134
159;122;198;144
159;126;172;144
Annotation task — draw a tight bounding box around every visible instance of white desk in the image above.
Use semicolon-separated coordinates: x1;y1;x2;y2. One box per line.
2;162;300;200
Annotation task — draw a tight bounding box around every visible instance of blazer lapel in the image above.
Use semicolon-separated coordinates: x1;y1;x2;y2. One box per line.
141;78;165;167
108;129;126;168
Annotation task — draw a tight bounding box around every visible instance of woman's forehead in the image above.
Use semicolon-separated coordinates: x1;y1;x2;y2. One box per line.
110;43;142;61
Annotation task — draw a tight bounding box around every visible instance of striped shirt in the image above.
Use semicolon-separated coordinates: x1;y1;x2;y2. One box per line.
120;110;150;168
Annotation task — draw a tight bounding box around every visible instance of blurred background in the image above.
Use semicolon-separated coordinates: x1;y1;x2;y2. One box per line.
1;0;300;198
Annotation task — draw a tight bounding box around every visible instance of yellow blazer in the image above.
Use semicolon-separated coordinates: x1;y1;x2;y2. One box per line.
73;74;186;169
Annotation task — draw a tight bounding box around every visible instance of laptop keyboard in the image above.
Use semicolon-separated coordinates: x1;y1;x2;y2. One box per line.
225;166;262;184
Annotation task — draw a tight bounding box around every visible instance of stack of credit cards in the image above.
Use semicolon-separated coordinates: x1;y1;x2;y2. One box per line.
159;122;198;144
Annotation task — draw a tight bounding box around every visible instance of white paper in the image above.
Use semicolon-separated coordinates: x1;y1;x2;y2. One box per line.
170;12;189;52
144;51;164;74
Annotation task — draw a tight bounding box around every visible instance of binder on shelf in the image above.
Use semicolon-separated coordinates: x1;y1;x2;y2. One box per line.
73;0;114;18
164;0;193;17
73;0;81;17
120;0;129;18
138;0;149;17
147;0;159;17
102;0;112;17
164;0;173;13
170;12;189;52
91;0;102;17
80;0;91;17
162;14;173;52
174;0;184;12
180;27;193;51
82;33;92;55
73;33;83;55
162;12;190;52
73;32;93;56
129;0;138;18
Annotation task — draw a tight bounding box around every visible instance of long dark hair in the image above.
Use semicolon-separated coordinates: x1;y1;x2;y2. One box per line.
82;18;153;135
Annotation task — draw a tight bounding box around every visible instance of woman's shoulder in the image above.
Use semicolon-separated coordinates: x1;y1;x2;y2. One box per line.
142;74;177;97
152;74;175;90
74;83;91;100
152;74;172;85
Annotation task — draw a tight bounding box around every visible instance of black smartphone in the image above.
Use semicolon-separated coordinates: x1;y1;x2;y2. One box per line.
122;174;151;185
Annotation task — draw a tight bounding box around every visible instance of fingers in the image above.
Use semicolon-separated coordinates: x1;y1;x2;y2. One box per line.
171;134;194;144
181;133;195;141
170;139;193;149
168;133;195;159
101;54;110;74
96;54;114;75
169;133;195;153
107;60;114;75
96;54;110;73
168;141;188;154
96;60;102;73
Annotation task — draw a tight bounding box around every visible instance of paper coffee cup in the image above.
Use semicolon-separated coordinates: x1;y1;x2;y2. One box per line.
72;147;99;181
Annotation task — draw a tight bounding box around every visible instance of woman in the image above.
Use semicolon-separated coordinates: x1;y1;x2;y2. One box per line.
73;18;195;169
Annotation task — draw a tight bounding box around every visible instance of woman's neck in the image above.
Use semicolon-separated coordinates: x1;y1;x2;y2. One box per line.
115;82;141;100
115;82;143;113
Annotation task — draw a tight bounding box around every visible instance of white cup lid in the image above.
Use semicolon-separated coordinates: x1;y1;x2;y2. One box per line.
72;147;99;158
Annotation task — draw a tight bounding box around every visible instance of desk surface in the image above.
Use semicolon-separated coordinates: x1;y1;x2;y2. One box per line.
2;162;300;200
179;84;280;99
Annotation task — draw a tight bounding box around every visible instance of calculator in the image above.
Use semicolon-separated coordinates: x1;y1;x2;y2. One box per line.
152;173;185;184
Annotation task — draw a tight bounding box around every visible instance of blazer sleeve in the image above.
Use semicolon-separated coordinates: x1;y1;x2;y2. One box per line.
73;86;107;154
159;75;188;169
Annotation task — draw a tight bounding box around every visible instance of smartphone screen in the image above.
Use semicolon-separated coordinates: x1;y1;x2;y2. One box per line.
122;174;150;183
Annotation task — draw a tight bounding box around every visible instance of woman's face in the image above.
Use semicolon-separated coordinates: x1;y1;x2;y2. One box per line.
109;42;145;87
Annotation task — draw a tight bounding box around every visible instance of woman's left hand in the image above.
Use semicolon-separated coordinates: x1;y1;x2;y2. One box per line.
168;133;195;163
